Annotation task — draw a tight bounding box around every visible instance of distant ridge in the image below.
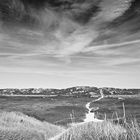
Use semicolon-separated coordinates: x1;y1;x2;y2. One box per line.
0;86;140;97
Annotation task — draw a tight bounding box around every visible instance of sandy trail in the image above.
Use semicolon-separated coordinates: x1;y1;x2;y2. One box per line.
84;89;104;122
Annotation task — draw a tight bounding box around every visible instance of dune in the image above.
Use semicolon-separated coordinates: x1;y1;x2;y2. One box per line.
0;111;64;140
50;120;140;140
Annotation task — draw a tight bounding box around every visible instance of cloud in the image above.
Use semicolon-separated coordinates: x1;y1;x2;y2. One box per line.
96;0;132;21
53;28;98;57
0;0;133;56
0;0;139;71
83;39;140;53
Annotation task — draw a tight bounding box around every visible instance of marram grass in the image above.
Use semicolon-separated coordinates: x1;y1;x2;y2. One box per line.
50;120;140;140
0;111;64;140
0;111;140;140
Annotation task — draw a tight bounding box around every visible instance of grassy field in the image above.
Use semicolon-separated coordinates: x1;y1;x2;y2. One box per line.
0;96;93;126
0;96;140;125
0;96;140;140
90;96;140;123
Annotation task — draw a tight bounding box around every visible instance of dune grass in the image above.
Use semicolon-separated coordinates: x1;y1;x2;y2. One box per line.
51;120;140;140
0;111;140;140
0;111;64;140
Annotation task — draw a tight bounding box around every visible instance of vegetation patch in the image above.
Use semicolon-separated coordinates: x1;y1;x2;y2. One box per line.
0;111;64;140
51;121;140;140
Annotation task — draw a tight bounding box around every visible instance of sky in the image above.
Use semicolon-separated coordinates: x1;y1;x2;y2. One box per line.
0;0;140;89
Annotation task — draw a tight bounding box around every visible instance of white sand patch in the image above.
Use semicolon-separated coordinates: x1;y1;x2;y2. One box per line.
84;96;104;122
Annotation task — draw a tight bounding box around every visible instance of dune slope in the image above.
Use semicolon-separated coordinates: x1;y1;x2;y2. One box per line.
0;111;64;140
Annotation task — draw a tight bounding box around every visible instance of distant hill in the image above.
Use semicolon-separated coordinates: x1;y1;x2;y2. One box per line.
0;86;140;97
